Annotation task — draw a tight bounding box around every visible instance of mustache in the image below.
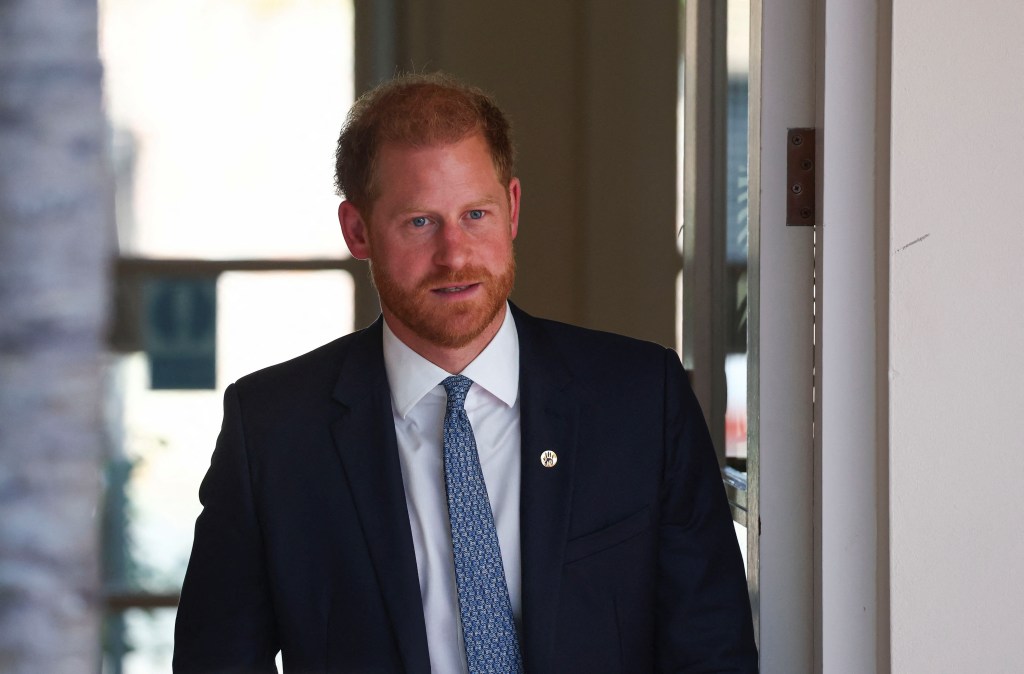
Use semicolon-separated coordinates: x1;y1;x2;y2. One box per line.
417;266;494;290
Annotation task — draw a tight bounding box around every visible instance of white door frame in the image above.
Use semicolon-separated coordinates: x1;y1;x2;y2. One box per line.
751;0;889;671
748;0;817;669
814;0;889;671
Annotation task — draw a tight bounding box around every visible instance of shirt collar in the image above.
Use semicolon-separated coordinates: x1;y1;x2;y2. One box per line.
382;304;520;419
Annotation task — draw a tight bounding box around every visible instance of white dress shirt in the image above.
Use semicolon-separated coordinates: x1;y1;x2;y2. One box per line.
382;306;522;674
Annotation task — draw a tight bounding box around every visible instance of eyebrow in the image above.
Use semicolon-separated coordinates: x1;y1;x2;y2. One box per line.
391;196;504;218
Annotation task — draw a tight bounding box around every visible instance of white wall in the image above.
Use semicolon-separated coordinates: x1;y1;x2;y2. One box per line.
889;1;1024;670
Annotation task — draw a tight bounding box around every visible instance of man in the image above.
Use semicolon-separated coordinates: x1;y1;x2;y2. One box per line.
174;73;757;673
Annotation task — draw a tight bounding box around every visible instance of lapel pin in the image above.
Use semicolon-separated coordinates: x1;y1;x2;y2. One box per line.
540;450;558;468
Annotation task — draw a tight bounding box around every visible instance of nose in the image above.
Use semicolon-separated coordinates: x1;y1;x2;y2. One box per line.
433;221;470;270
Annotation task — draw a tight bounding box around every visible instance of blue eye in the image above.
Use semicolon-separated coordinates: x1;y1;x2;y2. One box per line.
468;210;485;220
411;216;430;227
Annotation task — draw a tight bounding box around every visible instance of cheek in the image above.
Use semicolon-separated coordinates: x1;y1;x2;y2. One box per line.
487;237;516;264
376;244;431;280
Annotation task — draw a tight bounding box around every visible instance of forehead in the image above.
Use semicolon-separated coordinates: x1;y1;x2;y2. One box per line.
371;134;505;207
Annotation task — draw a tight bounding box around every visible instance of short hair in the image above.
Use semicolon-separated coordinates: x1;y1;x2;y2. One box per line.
334;72;515;209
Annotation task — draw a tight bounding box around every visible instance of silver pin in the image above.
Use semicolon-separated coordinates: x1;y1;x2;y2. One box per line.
540;450;558;468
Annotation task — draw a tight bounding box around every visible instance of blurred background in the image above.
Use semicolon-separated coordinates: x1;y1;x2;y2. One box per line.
99;3;355;668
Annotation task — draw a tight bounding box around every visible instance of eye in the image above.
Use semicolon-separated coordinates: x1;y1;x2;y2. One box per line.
410;216;430;228
467;209;485;220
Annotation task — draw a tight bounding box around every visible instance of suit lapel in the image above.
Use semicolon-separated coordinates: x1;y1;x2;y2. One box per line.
513;306;578;672
330;319;430;672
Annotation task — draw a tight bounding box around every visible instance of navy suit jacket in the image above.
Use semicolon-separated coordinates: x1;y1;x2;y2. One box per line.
173;305;757;673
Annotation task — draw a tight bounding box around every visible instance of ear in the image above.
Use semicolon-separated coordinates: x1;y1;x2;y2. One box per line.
338;200;371;260
507;177;521;240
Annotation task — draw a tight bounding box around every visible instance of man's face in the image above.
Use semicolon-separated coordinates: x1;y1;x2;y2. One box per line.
340;133;520;352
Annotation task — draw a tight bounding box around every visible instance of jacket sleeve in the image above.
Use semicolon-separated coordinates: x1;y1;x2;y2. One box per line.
656;350;759;672
173;383;280;673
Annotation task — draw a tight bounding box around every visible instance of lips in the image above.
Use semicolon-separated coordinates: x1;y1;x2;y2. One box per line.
432;282;479;294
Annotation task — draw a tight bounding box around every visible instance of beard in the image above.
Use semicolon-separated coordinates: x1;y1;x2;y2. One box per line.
370;255;516;349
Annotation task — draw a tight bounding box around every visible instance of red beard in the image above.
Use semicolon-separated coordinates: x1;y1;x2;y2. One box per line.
371;257;516;349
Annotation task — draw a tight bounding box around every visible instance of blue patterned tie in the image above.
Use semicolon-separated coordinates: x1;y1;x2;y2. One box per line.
441;375;522;674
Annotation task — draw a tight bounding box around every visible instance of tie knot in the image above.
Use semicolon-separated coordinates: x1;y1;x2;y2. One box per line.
442;375;473;410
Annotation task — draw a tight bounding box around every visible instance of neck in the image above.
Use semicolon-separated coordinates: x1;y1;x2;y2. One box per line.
382;303;507;374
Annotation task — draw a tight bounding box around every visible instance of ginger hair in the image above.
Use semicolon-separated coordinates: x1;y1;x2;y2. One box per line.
334;72;516;210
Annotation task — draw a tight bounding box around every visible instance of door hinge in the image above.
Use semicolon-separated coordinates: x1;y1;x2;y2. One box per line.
786;128;816;226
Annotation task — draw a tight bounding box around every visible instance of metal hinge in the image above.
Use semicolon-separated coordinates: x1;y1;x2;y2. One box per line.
786;128;816;226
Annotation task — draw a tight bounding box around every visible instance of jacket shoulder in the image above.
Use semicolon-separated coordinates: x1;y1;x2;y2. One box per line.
515;309;675;375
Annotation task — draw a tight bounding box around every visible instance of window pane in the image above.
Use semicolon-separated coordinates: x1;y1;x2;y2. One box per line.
105;270;354;595
103;271;355;674
101;0;355;259
724;0;750;463
676;0;750;464
218;270;356;381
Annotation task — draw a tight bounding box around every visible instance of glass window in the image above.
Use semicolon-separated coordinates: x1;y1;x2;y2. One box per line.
724;0;750;466
676;0;750;467
101;0;354;259
99;1;356;669
678;0;751;561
